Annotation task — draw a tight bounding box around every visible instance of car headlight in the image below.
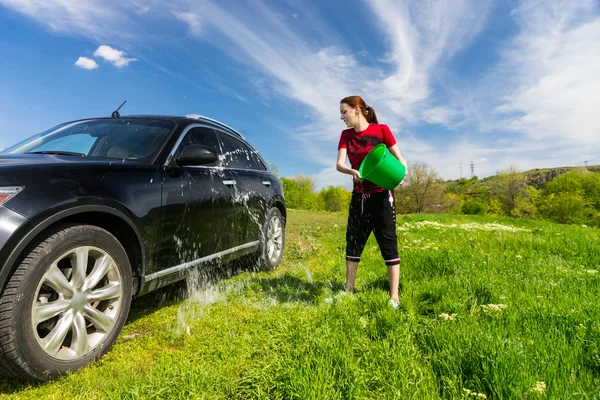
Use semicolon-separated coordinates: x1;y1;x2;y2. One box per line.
0;187;23;205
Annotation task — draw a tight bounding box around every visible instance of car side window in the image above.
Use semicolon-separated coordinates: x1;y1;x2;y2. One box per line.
175;127;221;166
219;132;255;170
251;152;268;171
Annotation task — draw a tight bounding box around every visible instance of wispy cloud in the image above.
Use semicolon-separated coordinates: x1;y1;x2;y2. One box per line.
496;0;600;145
93;45;137;68
4;0;598;188
74;56;98;70
173;0;491;188
174;12;203;37
0;0;129;39
438;0;600;179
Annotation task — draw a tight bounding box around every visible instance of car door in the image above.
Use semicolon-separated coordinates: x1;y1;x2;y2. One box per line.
217;131;267;246
157;126;236;269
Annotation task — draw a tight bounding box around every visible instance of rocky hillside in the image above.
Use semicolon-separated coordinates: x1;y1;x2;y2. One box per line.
522;165;600;187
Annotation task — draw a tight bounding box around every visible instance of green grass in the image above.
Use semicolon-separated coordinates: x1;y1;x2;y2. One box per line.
1;210;599;399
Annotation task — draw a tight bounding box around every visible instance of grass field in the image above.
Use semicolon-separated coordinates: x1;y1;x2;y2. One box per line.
1;210;599;399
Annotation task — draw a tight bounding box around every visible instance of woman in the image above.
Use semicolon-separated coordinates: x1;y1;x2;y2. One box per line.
336;95;407;308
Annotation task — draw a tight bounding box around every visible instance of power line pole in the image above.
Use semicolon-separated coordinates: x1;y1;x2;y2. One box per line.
470;161;475;178
585;160;588;167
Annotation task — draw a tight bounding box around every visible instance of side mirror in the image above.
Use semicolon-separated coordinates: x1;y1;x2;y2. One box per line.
176;145;218;166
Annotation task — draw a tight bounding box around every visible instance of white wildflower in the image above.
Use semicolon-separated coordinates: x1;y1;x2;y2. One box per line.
530;381;546;394
481;304;508;314
403;220;529;233
586;269;598;275
439;313;457;321
359;316;368;328
462;388;487;398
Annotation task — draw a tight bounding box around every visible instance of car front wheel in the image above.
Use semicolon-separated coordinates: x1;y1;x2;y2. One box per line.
0;224;132;381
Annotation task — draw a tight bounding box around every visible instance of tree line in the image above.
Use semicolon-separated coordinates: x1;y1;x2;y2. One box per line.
278;165;600;227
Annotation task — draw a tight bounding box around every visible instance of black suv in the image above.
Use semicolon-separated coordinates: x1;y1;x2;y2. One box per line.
0;114;286;381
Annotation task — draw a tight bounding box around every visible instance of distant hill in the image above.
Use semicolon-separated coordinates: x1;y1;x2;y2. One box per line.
448;165;600;193
521;165;600;187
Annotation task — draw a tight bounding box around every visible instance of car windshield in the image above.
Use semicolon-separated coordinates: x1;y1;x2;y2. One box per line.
1;119;176;162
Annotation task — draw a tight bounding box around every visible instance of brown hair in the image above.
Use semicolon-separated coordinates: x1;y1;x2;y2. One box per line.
340;95;378;124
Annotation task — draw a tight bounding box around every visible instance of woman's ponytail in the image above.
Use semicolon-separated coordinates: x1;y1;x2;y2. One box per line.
364;105;378;124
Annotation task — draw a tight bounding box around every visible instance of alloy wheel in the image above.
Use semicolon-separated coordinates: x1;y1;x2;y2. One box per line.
266;215;283;265
32;246;124;360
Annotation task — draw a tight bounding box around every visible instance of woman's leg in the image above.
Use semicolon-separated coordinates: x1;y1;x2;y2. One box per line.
345;260;359;292
387;263;400;301
373;191;400;301
345;192;369;293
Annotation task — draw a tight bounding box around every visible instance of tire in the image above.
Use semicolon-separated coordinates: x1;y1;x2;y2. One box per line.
0;224;132;381
257;207;285;270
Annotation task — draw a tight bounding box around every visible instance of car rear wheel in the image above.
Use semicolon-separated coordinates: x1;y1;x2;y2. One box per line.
0;224;132;381
258;207;285;270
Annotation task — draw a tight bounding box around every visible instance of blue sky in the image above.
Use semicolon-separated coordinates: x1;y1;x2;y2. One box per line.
1;0;599;189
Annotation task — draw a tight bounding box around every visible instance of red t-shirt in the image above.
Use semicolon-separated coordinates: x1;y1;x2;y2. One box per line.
338;123;397;194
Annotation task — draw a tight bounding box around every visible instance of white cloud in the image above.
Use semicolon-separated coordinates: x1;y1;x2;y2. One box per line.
0;0;127;39
420;107;458;125
496;0;600;145
74;56;98;70
174;12;203;37
4;0;598;187
93;45;137;67
175;0;491;188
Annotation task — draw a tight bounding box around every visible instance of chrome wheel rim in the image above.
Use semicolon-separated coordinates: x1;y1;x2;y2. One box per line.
32;246;123;360
266;215;283;264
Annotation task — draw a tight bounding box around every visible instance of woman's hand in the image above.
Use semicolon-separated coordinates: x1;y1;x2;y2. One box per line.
351;169;361;182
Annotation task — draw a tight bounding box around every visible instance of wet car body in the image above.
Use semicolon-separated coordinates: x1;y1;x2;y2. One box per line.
0;114;285;380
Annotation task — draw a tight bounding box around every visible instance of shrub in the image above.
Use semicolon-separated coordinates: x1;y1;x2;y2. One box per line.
538;192;594;225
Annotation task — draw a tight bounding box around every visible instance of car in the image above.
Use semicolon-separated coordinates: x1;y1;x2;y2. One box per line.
0;113;286;381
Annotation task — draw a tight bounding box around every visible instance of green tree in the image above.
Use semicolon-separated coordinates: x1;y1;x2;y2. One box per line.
492;166;529;215
281;175;322;210
395;163;447;213
539;192;593;225
539;169;600;225
447;176;479;195
486;197;505;216
459;185;490;216
461;197;487;215
318;186;351;212
266;161;280;178
443;192;462;214
511;186;540;218
546;169;600;209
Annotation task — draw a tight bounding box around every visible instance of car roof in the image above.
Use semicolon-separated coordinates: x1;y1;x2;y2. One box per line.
67;114;245;139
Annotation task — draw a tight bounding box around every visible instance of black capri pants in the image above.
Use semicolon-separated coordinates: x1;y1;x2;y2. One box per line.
345;190;400;266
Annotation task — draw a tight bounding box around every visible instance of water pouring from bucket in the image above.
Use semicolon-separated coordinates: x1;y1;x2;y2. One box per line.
358;144;407;190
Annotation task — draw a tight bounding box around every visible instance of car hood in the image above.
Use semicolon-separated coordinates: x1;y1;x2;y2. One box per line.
0;154;134;167
0;154;153;186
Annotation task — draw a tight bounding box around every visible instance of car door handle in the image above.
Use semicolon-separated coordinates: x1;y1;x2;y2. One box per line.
222;180;237;186
262;180;271;186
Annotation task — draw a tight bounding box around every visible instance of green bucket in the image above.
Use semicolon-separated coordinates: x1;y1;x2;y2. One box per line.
358;144;406;190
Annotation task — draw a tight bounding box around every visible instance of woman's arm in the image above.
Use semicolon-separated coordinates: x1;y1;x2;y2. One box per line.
388;144;407;185
387;144;407;167
336;148;361;182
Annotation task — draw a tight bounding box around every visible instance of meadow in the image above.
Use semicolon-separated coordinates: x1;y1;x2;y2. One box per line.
1;210;599;399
